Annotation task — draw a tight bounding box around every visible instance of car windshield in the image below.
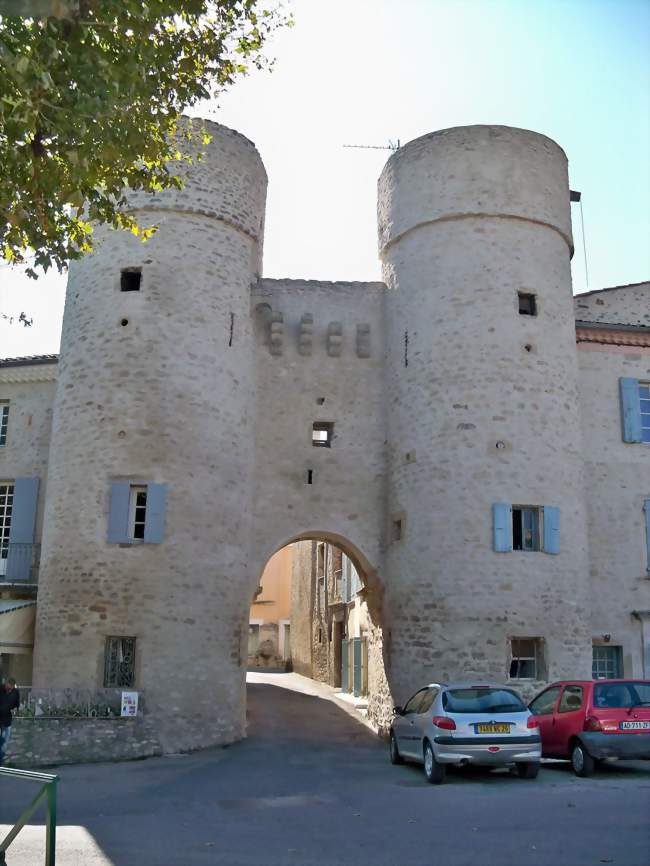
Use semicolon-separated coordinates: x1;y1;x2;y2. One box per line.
593;681;650;709
442;688;525;714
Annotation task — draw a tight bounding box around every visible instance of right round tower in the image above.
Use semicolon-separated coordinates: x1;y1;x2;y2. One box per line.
378;125;592;699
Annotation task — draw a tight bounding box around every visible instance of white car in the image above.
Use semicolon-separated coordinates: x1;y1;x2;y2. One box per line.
390;682;542;783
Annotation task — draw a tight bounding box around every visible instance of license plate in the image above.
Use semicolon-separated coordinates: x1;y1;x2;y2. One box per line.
476;723;510;734
620;720;650;730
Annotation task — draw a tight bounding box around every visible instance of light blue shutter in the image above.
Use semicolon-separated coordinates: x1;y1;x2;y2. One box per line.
107;482;130;543
353;637;362;697
341;556;349;603
7;477;39;580
543;505;560;554
643;499;650;572
144;483;167;544
492;503;512;552
620;378;642;443
341;640;349;692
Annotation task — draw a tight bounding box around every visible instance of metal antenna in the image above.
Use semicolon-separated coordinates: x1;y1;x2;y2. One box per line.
343;139;401;152
570;190;590;289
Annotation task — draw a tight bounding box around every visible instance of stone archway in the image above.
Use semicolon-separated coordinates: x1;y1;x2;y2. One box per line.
244;531;392;734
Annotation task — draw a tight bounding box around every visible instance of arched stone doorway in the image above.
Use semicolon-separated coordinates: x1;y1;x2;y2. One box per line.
244;532;392;734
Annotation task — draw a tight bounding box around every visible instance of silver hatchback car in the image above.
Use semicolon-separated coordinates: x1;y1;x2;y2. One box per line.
390;682;541;783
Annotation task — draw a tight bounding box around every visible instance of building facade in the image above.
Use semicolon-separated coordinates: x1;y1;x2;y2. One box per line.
0;123;649;754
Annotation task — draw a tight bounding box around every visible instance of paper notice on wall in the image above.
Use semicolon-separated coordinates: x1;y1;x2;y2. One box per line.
121;691;139;717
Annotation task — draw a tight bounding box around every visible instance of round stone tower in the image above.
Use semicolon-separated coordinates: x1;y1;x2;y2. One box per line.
378;125;592;700
33;121;267;750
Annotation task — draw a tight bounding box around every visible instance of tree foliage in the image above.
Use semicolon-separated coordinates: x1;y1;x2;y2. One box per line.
0;1;290;277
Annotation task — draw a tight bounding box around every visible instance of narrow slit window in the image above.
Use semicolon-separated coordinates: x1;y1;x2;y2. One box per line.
120;268;142;292
312;422;334;448
0;403;8;446
129;486;147;540
512;506;541;551
518;292;537;316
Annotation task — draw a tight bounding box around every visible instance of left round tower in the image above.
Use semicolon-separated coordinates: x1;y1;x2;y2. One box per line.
33;121;267;751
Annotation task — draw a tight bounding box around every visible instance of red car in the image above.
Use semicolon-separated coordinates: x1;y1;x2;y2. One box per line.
528;679;650;776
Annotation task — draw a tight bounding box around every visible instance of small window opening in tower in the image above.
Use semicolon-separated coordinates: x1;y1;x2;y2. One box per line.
392;518;403;542
518;292;537;316
312;422;334;448
121;268;142;292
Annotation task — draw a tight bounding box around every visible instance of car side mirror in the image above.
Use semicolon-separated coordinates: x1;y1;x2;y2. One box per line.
393;705;404;716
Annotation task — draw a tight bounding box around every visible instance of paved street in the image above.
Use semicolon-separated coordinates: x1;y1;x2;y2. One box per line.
1;672;649;866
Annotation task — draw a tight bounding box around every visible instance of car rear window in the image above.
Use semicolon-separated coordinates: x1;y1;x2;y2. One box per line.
442;688;526;714
593;681;650;709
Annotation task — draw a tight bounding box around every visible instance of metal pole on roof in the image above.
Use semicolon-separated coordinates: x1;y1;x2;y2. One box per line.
570;190;590;290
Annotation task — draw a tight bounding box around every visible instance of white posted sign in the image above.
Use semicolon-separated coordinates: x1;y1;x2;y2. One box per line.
121;691;139;717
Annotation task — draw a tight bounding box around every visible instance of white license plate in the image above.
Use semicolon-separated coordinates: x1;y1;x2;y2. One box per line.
619;720;650;730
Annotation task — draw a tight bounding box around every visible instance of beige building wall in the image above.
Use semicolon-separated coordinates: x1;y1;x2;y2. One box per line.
249;546;292;667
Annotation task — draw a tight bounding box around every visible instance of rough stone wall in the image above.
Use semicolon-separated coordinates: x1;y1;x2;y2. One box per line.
378;126;592;707
577;340;650;675
289;541;314;678
32;121;267;753
574;282;650;327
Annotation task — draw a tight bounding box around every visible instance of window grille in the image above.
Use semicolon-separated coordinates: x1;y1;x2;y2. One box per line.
0;404;8;446
104;636;136;687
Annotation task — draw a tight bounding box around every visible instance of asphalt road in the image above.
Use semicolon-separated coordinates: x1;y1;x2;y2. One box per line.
1;672;649;866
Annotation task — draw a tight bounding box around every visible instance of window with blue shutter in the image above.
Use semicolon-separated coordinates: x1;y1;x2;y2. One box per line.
492;503;512;552
144;483;167;544
7;477;39;581
108;481;167;544
620;378;643;443
542;505;560;554
643;499;650;572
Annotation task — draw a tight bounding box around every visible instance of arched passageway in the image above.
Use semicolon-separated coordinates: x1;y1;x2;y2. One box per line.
244;534;392;734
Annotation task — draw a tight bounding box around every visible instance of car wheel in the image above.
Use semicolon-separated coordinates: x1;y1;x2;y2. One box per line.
423;741;445;784
389;731;404;765
571;741;595;777
516;761;540;779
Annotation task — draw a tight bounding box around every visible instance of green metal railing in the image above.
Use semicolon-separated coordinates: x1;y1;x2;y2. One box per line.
0;768;58;866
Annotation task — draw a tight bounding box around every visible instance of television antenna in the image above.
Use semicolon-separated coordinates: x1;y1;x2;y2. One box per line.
343;139;401;152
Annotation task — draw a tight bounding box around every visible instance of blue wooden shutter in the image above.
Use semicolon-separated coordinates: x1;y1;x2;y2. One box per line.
341;640;349;692
492;503;512;552
643;499;650;572
543;505;560;554
620;378;642;443
107;482;130;543
353;637;362;697
7;477;39;580
144;483;167;544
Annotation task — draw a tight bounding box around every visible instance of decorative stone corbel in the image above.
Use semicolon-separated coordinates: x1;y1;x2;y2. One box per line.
356;323;371;358
299;314;314;356
327;322;343;358
269;311;284;356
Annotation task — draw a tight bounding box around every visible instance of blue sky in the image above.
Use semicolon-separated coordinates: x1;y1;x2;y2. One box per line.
1;0;649;357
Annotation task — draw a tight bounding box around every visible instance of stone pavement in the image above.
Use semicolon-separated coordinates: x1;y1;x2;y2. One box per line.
1;672;649;866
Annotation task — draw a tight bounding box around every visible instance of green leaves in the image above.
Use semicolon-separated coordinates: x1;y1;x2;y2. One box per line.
0;0;291;277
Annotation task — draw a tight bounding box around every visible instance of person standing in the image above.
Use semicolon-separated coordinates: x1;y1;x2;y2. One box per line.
0;677;20;765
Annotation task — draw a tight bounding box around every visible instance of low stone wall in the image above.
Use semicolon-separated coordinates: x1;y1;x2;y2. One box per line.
4;686;163;768
6;716;163;768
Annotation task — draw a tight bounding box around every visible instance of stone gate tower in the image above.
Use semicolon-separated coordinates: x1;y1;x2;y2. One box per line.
33;122;268;749
378;126;592;700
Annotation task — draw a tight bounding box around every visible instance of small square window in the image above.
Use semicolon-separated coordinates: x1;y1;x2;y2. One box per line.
0;403;9;447
120;268;142;292
592;645;623;679
312;422;334;448
512;506;541;551
104;636;136;687
518;292;537;316
509;638;542;679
